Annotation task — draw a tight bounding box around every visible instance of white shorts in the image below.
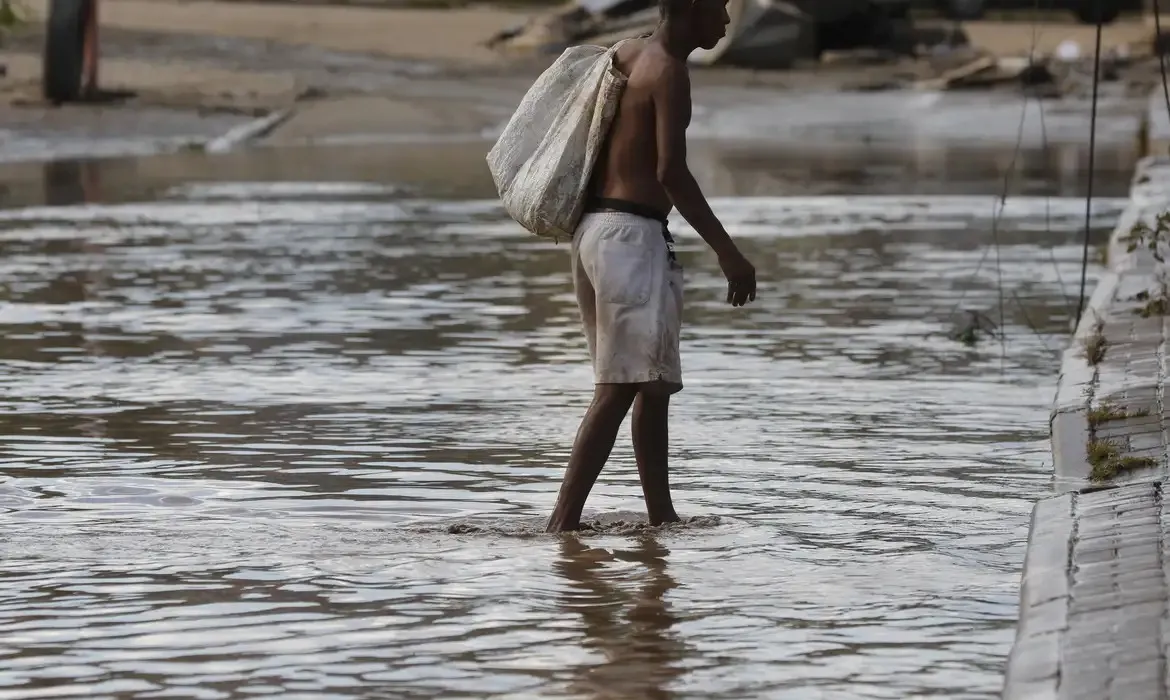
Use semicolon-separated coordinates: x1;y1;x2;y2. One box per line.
571;211;684;394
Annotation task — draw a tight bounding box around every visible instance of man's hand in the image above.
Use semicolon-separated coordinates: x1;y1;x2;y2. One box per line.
649;55;755;308
719;250;756;307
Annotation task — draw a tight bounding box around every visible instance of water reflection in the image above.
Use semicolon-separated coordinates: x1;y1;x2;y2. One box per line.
696;140;1138;199
0;132;1141;209
41;159;104;207
558;536;684;700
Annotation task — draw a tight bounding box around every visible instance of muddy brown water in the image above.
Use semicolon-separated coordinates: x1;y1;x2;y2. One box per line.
0;138;1138;698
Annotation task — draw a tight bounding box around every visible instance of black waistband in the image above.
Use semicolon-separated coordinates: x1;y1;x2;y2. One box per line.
586;197;669;226
584;197;676;261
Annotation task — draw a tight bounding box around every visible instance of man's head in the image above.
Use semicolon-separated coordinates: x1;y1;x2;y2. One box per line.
658;0;730;51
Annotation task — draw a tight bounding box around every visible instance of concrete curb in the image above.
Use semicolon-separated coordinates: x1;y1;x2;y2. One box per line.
1003;483;1168;700
1048;156;1170;493
1050;269;1113;491
1002;154;1170;698
204;109;295;154
1002;493;1073;699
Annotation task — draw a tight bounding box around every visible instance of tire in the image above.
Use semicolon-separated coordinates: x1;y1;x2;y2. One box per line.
1073;0;1120;24
42;0;96;103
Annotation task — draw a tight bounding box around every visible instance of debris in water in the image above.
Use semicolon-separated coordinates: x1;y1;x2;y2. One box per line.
946;310;1000;347
446;522;482;534
486;0;917;70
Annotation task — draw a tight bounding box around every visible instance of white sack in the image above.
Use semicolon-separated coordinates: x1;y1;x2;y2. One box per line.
486;41;629;242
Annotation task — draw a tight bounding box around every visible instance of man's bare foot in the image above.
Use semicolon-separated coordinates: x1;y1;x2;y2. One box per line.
632;391;679;526
648;512;681;527
545;516;582;533
547;385;639;534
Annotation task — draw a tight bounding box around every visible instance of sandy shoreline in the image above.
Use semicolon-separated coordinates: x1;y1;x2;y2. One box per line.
15;0;532;66
0;0;1162;163
9;0;1155;65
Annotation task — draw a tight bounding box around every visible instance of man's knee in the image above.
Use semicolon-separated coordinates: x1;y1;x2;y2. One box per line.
593;383;639;412
636;383;673;407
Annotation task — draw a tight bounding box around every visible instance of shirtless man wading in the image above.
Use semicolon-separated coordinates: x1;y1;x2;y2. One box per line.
545;0;757;533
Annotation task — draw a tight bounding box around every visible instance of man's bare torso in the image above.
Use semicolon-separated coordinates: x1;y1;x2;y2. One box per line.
588;38;684;218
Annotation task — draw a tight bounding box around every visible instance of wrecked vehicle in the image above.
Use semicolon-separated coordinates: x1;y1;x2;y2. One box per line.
933;0;1139;24
488;0;916;70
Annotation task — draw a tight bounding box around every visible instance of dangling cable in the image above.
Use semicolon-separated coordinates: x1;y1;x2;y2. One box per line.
1026;6;1071;318
942;1;1046;348
1074;12;1105;327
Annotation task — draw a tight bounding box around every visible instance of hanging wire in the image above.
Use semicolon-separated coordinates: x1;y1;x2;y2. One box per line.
1013;290;1055;353
1073;7;1106;327
942;0;1051;353
942;68;1032;325
1029;9;1073;318
1005;0;1073;349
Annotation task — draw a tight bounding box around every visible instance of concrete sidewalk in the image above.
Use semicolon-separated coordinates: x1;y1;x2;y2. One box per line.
1002;150;1170;697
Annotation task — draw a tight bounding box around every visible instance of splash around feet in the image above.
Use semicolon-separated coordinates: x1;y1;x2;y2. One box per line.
442;512;723;537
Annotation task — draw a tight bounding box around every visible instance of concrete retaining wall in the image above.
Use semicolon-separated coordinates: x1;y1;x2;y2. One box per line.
1002;147;1170;697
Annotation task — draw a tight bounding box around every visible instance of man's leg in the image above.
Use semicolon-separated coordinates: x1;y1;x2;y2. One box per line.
546;384;639;533
632;389;680;525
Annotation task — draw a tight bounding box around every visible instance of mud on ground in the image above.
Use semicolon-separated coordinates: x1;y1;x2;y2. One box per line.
0;0;1163;153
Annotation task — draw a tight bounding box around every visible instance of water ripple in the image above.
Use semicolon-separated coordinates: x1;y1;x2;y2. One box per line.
0;181;1106;698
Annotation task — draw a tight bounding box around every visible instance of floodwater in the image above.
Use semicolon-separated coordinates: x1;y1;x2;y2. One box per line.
0;142;1134;699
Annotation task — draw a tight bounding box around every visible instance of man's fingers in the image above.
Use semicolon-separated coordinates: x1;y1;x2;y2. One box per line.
727;276;758;306
725;280;753;307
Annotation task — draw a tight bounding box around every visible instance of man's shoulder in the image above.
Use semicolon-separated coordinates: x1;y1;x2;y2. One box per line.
629;47;689;90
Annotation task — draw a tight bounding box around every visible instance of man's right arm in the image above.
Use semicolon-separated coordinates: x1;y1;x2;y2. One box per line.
653;62;738;260
653;61;756;306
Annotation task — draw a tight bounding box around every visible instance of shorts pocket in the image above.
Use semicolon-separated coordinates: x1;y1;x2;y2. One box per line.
594;237;652;306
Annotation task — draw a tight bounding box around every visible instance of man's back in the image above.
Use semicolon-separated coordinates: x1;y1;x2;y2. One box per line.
588;38;680;217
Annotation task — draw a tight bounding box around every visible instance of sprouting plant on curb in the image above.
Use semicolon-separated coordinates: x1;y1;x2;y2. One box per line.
1087;401;1151;427
1087;439;1157;483
1131;284;1170;318
1120;213;1170;316
1080;318;1107;365
1094;243;1108;267
1123;213;1170;263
